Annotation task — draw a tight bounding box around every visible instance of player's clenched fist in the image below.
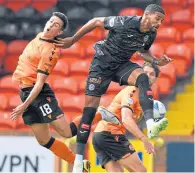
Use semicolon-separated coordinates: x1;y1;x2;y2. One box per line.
158;54;172;66
54;37;74;48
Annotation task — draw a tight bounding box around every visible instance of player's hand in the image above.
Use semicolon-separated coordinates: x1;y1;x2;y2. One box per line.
158;54;172;66
141;137;155;155
10;104;27;120
53;37;74;49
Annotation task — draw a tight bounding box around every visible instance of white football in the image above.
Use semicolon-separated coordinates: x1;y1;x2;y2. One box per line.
153;100;166;121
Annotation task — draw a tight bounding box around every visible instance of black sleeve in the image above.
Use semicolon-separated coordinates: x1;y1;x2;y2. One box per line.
104;16;132;32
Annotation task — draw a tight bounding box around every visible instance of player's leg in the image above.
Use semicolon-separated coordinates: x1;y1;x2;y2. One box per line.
104;161;124;172
114;62;167;138
118;152;147;172
20;85;76;165
73;58;113;172
50;115;72;137
92;132;123;172
69;107;120;138
30;123;75;164
94;130;145;172
69;111;103;137
127;68;168;138
73;95;101;171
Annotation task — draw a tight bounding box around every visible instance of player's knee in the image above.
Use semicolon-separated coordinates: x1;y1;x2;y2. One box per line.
37;136;54;147
57;128;72;138
135;73;153;112
129;164;147;172
85;96;101;108
77;107;97;144
135;165;147;172
135;73;150;89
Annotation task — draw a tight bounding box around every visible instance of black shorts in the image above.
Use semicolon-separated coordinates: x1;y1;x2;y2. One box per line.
85;46;141;96
92;131;136;168
20;83;63;125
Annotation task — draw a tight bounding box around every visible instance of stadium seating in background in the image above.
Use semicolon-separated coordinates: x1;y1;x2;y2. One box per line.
81;0;109;13
66;7;92;29
0;23;19;41
0;6;14;22
151;83;159;100
156;27;181;48
0;110;16;131
119;7;143;16
0;0;6;5
62;94;85;121
161;0;187;14
31;0;57;12
53;77;79;94
14;7;38;23
52;58;70;76
182;28;194;56
149;43;165;58
70;60;90;81
109;0;130;14
5;0;31;12
171;9;193;32
0;94;8;110
165;44;191;78
7;40;29;55
60;42;85;63
156;63;176;95
4;55;19;73
39;6;60;23
57;0;79;12
0;40;6;67
130;0;158;9
0;75;19;92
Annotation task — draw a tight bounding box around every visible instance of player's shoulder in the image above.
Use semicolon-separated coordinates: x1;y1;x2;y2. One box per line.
124;15;141;24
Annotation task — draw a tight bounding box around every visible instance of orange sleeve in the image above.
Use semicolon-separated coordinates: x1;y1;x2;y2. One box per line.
121;91;138;113
37;46;59;75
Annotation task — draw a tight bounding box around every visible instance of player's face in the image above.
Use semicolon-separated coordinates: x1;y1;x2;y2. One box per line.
143;66;157;85
43;16;63;37
146;12;164;32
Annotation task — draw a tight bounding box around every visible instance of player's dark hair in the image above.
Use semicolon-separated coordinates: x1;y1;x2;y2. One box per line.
144;4;165;15
53;12;68;31
142;61;160;77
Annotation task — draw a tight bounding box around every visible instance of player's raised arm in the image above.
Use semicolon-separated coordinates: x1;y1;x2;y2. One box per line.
54;17;105;48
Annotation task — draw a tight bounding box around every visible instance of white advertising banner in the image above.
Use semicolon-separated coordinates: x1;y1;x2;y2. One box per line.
0;136;55;172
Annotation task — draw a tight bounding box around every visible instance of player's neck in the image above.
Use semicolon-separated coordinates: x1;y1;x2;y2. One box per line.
41;33;55;40
140;17;150;33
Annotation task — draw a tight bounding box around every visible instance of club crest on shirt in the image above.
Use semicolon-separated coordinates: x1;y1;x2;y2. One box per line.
144;35;149;42
127;98;134;104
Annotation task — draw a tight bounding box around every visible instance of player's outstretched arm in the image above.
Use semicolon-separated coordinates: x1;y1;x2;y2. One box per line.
10;73;47;120
54;17;105;49
121;107;155;155
138;50;172;66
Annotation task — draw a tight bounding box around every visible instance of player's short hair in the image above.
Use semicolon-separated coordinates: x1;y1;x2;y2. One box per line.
53;12;68;31
142;61;160;77
144;4;165;15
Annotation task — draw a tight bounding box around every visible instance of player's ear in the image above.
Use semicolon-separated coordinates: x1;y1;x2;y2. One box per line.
144;11;150;18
